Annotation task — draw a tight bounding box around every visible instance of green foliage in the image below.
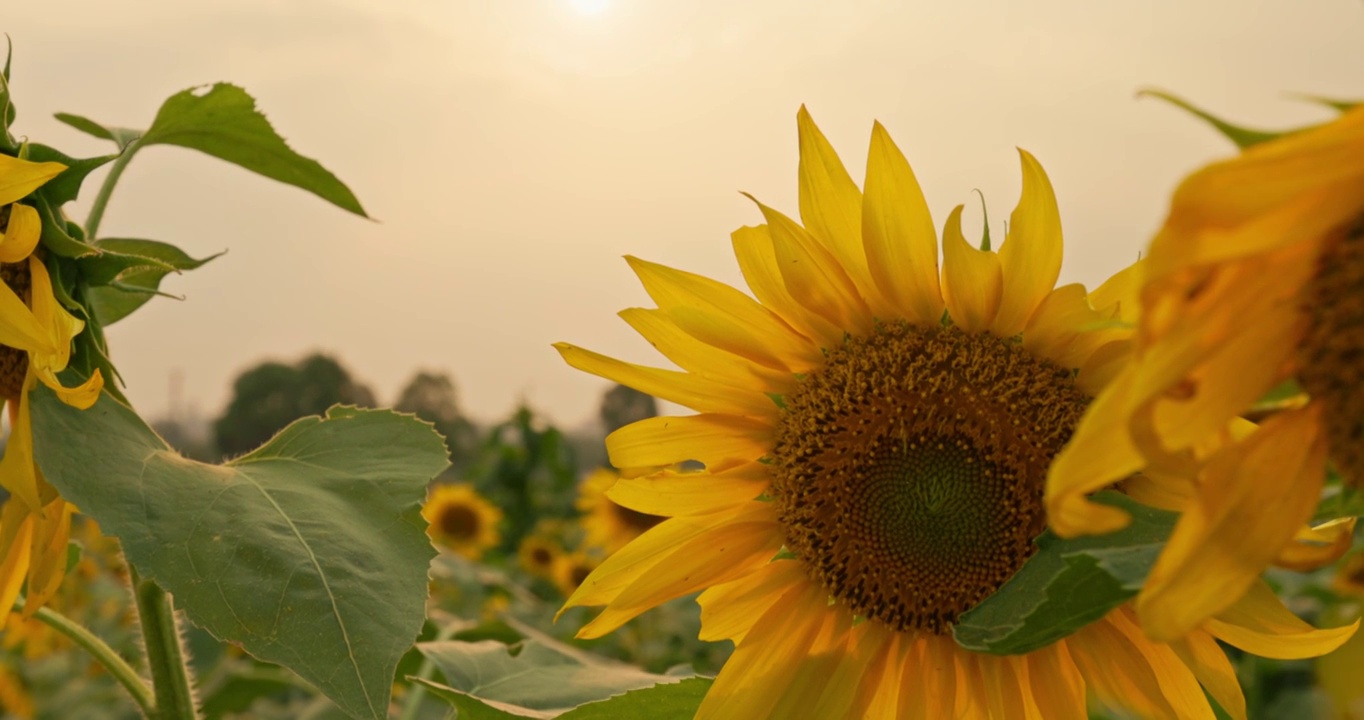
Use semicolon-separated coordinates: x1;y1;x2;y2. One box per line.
470;406;579;546
81;237;222;326
30;387;449;720
1138;89;1296;149
213;354;377;458
394;371;480;475
953;492;1178;655
21;143;118;205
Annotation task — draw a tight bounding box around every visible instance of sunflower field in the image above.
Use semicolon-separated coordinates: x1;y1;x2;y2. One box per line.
1;17;1364;720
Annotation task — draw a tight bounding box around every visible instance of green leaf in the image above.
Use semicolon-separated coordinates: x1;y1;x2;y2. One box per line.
1138;89;1294;149
1313;482;1364;523
1;37;15;151
54;112;144;152
31;192;98;258
953;492;1178;655
30;389;450;720
560;678;712;720
138;84;367;217
84;238;222;325
24;143;119;205
1292;94;1361;113
416;636;695;717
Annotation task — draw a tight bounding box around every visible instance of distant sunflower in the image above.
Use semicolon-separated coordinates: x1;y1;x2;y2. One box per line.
518;533;564;580
577;467;663;554
422;484;503;561
556;108;1354;718
1047;104;1364;641
552;551;599;598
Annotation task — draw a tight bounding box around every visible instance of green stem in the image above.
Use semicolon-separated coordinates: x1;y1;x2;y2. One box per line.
84;138;141;240
14;595;155;717
396;622;461;720
131;567;199;720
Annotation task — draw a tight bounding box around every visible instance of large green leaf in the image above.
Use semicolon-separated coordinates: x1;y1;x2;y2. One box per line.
414;676;712;720
53;112;144;152
137;83;367;216
416;633;696;717
23;143;119;205
83;238;222;325
953;492;1177;655
30;388;449;720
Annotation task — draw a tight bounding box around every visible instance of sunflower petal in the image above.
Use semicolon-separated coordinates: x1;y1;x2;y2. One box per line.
697;559;806;643
1137;407;1327;641
1067;613;1186;720
1026;642;1087;720
768;608;855;720
626;255;819;372
991;149;1063;336
0;157;65;207
0;204;41;264
809;621;893;719
619;307;794;394
1274;517;1356;571
607;462;771;517
554;343;775;418
0;507;33;628
0;389;42;512
796;107;875;303
941;204;1003;332
1171;633;1247;720
860;121;944;324
605;413;771;471
1107;608;1216;719
731;225;844;349
21;499;72;615
1206;579;1359;659
1023;283;1128;369
1089;258;1144;324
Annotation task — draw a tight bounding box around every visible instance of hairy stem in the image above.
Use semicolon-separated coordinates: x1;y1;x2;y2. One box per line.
131;566;200;720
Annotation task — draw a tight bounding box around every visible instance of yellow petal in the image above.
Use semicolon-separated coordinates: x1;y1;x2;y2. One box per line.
1274;517;1356;572
0;281;49;355
618;308;794;395
1023;283;1128;370
731;225;844;349
695;579;831;720
697;559;806;643
748;196;873;336
35;367;103;410
554;343;776;418
1088;258;1144;324
1067;612;1187;720
22;499;72;615
0;388;42;512
560;502;761;613
0;505;33;629
979;653;1040;720
1171;632;1247;720
607;462;771;517
606;413;770;472
0;156;66;207
1137;406;1327;641
580;511;783;637
861;121;944;325
1045;365;1146;537
626;255;820;372
1206;579;1359;659
1075;339;1131;396
1107;608;1216;720
796;107;877;306
1024;641;1086;720
0;204;41;264
809;620;893;719
768;608;855;720
940;204;1003;333
862;633;908;719
991;149;1064;337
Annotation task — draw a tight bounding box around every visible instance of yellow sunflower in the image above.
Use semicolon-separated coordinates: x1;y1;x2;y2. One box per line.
551;550;599;598
576;467;664;554
0;153;105;630
422;483;503;561
1046;104;1364;641
518;531;565;580
555;108;1354;719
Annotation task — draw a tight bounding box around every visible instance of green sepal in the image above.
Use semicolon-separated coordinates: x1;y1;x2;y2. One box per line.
31;192;99;258
1139;89;1294;149
44;257;128;403
974;189;991;251
54;112;143;152
23;143;120;205
1291;94;1361;113
83;238;222;326
136;83;368;217
30;391;450;720
1;37;15;151
952;492;1177;655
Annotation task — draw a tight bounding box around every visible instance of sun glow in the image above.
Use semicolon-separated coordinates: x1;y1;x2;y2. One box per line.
568;0;609;16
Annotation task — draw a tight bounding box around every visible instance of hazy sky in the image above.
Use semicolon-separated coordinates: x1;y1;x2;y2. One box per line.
6;0;1362;429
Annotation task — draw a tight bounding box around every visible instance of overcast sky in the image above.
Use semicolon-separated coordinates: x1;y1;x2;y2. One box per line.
6;0;1362;429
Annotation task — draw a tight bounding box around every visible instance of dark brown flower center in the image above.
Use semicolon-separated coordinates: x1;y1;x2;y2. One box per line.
531;546;554;567
1300;219;1364;488
437;504;481;540
770;323;1089;634
0;258;31;400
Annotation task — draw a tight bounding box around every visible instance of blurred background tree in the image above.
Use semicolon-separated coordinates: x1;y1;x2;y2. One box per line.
212;353;376;458
598;384;657;435
394;370;480;476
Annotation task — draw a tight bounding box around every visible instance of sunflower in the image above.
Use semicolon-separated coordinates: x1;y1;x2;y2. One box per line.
555;108;1354;718
0;153;105;630
518;531;565;580
422;483;503;561
551;551;599;598
576;467;664;554
1046;103;1364;642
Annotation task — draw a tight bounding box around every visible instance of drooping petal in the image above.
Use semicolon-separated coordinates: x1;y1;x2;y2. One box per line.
0;513;33;629
0;204;41;264
796;107;877;305
21;498;72;615
0;282;49;355
605;413;771;471
1136;407;1328;641
0;389;41;512
748;196;873;336
0;156;65;207
991;149;1064;336
1067;612;1187;719
1273;517;1357;571
1205;579;1359;659
618;307;794;394
861;121;943;325
607;462;771;518
625;255;820;372
554;343;776;418
1106;608;1216;720
940;204;1003;332
731;225;844;348
1171;632;1247;720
